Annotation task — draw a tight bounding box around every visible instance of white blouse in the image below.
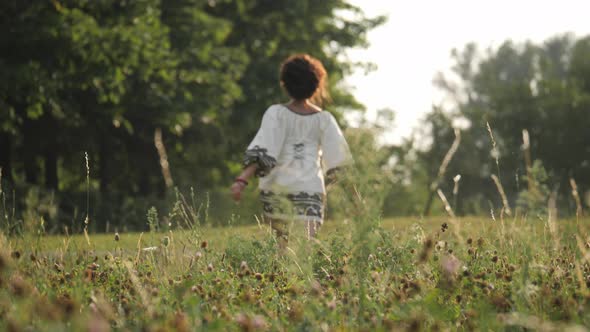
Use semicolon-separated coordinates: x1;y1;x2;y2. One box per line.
244;104;353;194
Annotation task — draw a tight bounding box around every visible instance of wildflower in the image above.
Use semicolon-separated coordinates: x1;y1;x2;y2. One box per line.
235;313;267;331
201;240;208;249
87;311;110;332
441;254;461;280
195;251;203;260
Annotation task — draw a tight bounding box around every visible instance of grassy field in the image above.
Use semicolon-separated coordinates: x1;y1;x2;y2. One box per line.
2;215;590;331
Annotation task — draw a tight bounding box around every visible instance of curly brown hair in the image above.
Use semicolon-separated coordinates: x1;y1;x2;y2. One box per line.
280;54;329;104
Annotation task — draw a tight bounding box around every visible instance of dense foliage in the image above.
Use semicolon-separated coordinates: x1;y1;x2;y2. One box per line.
1;1;588;232
0;1;384;231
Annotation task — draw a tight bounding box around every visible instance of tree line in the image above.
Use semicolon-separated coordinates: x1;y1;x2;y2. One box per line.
387;35;590;218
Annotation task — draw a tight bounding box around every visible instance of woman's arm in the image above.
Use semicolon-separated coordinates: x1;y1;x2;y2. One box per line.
231;163;258;202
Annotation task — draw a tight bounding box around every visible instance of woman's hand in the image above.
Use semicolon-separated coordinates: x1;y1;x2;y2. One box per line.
231;180;247;202
231;165;257;202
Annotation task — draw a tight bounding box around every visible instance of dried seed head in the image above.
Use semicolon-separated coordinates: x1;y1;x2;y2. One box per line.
370;271;380;282
327;298;337;310
56;294;77;317
408;318;421;332
9;275;30;297
173;311;190;332
240;261;248;271
200;241;208;249
114;232;120;242
418;238;434;263
161;236;170;247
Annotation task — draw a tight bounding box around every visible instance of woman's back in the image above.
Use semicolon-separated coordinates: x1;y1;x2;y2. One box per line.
258;104;327;194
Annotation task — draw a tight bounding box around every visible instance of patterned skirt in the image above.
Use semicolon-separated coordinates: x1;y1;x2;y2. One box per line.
260;191;325;223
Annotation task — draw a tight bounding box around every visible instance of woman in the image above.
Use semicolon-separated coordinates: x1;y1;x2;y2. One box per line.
230;54;352;244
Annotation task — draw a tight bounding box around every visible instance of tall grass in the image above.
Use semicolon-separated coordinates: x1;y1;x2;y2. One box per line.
1;125;590;331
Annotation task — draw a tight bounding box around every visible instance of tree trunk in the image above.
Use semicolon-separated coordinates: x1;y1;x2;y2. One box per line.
23;118;39;184
422;189;435;216
43;114;59;190
0;132;13;184
99;137;111;194
44;148;58;190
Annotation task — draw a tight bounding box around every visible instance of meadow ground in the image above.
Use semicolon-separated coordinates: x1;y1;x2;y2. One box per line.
2;215;590;331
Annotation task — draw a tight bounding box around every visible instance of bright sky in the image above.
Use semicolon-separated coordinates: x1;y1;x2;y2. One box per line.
346;0;590;143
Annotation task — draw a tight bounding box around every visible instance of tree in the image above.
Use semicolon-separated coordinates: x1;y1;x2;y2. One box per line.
421;34;590;216
0;1;387;231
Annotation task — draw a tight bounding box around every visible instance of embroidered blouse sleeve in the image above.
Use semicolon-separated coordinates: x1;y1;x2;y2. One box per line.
321;112;353;175
243;106;286;177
